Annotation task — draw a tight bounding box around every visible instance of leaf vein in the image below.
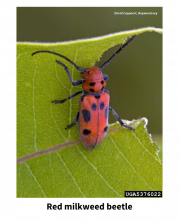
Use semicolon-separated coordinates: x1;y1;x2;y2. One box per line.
76;145;122;197
109;135;154;191
132;132;162;165
56;152;85;198
25;162;47;197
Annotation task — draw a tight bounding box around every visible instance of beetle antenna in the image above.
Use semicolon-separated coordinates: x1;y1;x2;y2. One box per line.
32;50;86;71
100;35;136;69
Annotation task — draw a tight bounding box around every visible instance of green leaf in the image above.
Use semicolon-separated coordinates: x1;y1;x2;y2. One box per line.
17;27;162;198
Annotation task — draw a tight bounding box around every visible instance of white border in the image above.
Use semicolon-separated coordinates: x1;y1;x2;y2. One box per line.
16;198;163;215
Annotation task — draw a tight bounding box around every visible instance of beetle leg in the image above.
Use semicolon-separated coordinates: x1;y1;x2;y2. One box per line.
65;112;79;129
56;60;82;86
109;106;135;130
102;73;109;81
52;91;82;104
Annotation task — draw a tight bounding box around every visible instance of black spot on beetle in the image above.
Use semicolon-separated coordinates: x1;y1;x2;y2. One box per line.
101;86;104;91
95;95;100;99
82;110;91;123
89;82;95;86
90;89;94;92
83;129;91;135
104;126;108;132
87;71;90;74
91;103;97;111
101;80;104;84
105;107;108;119
81;95;86;102
100;102;104;110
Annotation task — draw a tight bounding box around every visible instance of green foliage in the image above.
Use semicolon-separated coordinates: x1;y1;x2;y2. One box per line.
17;27;162;197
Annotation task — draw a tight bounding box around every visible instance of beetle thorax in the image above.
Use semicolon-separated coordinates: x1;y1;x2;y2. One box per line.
82;67;106;93
82;79;106;93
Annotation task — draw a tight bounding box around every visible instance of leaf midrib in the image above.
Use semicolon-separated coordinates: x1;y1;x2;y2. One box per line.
17;125;124;163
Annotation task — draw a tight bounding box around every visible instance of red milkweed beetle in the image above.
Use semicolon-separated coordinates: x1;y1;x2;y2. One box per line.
32;35;136;149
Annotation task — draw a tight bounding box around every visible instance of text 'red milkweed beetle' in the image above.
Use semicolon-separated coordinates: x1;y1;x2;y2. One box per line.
32;35;136;150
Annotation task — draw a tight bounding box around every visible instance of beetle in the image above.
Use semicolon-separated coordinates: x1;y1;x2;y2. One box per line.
32;35;136;149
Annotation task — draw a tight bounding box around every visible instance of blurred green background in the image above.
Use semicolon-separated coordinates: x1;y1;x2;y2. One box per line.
17;7;162;156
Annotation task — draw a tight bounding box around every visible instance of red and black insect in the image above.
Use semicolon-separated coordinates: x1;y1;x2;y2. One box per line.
32;35;136;149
